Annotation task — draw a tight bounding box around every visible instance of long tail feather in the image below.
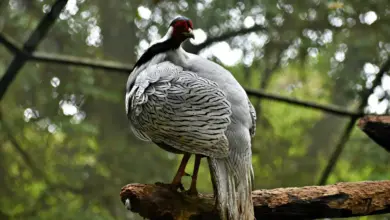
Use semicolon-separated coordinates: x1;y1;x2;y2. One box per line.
208;156;254;220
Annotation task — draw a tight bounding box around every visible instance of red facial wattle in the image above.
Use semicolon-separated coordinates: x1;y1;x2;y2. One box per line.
172;20;194;39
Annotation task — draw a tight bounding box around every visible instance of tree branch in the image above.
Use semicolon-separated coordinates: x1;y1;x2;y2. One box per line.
358;115;390;151
0;0;68;101
246;88;362;117
318;58;390;185
0;25;364;119
31;51;133;72
0;114;47;180
120;181;390;220
0;33;23;55
0;32;362;118
183;24;267;54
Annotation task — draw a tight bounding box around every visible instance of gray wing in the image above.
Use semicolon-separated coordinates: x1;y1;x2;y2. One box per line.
247;100;256;185
248;100;256;138
126;62;232;158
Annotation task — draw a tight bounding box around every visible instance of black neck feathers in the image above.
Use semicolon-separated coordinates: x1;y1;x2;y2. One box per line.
132;38;181;70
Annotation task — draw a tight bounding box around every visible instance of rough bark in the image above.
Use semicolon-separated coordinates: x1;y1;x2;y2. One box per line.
120;181;390;220
358;115;390;152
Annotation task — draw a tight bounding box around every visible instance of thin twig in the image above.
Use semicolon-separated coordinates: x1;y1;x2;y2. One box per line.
1;118;47;180
0;0;68;101
246;88;362;117
32;51;133;72
183;24;267;54
0;33;23;55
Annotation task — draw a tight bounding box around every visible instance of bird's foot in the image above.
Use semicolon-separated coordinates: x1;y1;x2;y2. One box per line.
185;188;199;197
155;171;191;191
155;181;185;192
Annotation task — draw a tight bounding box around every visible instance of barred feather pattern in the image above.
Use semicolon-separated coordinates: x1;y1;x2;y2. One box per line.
208;128;255;220
126;61;232;158
248;101;257;138
187;54;256;220
248;101;256;186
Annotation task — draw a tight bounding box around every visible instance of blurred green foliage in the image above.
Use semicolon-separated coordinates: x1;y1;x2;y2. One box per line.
1;0;390;219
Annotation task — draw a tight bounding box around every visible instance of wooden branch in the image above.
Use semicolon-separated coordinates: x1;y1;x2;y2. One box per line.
245;88;362;117
120;181;390;220
358;115;390;151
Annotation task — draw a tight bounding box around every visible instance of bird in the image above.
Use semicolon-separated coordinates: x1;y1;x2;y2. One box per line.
125;16;256;220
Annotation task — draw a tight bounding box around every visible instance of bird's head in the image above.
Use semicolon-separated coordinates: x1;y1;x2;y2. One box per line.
167;16;194;43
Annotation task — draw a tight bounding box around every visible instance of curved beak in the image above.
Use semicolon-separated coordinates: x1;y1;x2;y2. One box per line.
184;28;195;39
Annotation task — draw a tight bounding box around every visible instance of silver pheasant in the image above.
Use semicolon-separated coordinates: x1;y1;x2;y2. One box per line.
125;16;256;220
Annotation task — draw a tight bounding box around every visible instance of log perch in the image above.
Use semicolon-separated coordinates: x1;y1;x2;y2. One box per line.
120;180;390;220
358;115;390;151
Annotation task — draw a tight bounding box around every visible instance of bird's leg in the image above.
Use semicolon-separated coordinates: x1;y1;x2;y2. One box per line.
186;155;202;196
171;153;191;190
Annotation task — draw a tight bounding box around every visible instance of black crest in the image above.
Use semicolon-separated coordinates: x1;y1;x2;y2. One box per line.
169;16;191;26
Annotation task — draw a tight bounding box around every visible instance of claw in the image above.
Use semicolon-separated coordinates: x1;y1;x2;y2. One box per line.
125;198;131;210
155;181;165;186
178;182;185;191
185;188;199;197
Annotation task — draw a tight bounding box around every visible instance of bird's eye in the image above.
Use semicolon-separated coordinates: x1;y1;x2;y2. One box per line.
187;20;193;29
